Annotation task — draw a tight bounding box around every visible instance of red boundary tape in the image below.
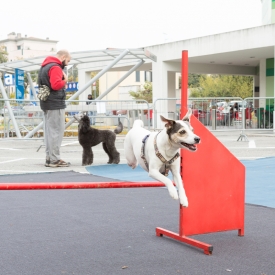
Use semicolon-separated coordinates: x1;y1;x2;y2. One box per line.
0;181;165;190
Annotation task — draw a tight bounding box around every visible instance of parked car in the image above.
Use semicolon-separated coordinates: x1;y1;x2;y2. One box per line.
229;100;247;110
209;100;225;109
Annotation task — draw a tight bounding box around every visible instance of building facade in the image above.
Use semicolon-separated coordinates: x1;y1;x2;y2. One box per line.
262;0;275;24
0;32;58;62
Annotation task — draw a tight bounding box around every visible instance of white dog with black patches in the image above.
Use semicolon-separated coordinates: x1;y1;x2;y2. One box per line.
124;108;200;207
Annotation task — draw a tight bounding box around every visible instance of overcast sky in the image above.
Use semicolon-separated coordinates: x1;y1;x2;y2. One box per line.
0;0;262;52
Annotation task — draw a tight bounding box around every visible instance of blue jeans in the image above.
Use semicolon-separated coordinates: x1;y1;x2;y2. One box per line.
88;111;96;125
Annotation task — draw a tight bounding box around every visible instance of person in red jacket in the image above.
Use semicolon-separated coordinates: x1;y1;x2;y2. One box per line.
38;49;71;167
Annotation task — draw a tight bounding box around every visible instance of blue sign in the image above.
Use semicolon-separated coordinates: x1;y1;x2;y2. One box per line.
30;85;38;105
66;82;78;92
15;68;25;100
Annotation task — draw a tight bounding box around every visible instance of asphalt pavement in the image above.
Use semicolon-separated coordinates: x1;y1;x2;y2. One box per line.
0;129;274;274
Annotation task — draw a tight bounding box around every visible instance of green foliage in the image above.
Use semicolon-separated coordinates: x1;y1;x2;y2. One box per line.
179;74;205;88
188;74;206;88
129;81;152;103
0;45;8;63
68;65;78;82
24;71;38;86
189;74;253;98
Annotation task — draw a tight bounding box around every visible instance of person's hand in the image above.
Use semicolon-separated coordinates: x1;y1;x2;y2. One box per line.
63;72;68;82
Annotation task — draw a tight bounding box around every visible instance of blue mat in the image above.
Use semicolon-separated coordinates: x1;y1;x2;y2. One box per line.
86;158;275;208
241;157;275;208
85;164;173;182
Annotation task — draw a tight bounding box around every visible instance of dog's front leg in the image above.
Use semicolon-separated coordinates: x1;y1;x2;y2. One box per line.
82;146;93;166
170;166;188;207
149;169;179;201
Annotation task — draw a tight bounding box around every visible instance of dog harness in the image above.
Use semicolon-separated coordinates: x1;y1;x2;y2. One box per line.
141;132;180;177
141;134;150;171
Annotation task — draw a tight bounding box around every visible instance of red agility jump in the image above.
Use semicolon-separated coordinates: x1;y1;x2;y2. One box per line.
156;50;245;255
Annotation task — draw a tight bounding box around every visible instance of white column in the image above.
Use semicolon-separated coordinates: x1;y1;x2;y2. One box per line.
259;58;266;108
152;61;169;128
274;46;275;98
167;71;177;119
78;69;91;101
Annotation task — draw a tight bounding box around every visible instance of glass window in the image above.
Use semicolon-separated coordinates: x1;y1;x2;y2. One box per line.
135;71;140;82
145;71;152;82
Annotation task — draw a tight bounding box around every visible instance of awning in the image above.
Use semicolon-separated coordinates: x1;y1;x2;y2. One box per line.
0;48;157;73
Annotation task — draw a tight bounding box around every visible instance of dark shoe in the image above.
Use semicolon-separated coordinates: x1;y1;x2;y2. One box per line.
48;161;59;168
57;159;71;167
45;159;50;167
49;160;71;168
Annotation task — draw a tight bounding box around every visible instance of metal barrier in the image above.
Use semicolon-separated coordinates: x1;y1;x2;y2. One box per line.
153;97;274;135
1;97;274;139
153;97;243;130
0;98;151;139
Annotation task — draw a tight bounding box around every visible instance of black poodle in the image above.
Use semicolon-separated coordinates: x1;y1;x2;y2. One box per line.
77;115;121;166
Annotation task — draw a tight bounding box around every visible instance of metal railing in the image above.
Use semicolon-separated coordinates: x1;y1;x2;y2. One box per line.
0;98;151;139
152;97;274;134
1;96;274;139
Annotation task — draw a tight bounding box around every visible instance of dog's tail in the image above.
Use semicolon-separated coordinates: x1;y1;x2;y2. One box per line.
132;119;144;128
114;117;123;134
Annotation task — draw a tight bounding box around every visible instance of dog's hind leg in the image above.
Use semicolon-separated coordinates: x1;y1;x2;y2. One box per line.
102;142;112;164
103;142;120;164
111;150;120;164
124;140;138;169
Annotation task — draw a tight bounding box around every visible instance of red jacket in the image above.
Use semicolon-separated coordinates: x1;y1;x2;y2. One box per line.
41;56;66;90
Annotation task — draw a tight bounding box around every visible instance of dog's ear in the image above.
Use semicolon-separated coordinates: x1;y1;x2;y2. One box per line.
160;115;175;128
81;115;91;133
182;108;192;122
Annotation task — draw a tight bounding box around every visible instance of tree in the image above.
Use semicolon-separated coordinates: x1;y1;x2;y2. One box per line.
179;74;206;88
129;81;152;103
0;45;8;63
190;74;253;98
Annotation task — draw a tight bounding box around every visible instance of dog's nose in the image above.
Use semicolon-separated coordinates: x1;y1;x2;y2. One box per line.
194;137;200;143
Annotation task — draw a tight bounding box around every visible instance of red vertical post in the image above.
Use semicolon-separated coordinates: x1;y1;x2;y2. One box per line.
180;50;188;237
180;50;188;117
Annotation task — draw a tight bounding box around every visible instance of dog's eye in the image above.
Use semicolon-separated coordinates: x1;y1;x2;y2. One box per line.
179;130;186;135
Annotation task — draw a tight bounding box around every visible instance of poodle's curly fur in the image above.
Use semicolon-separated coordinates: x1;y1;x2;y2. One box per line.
78;115;120;166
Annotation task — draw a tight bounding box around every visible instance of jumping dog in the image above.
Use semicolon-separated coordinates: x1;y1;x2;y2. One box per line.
124;108;200;207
